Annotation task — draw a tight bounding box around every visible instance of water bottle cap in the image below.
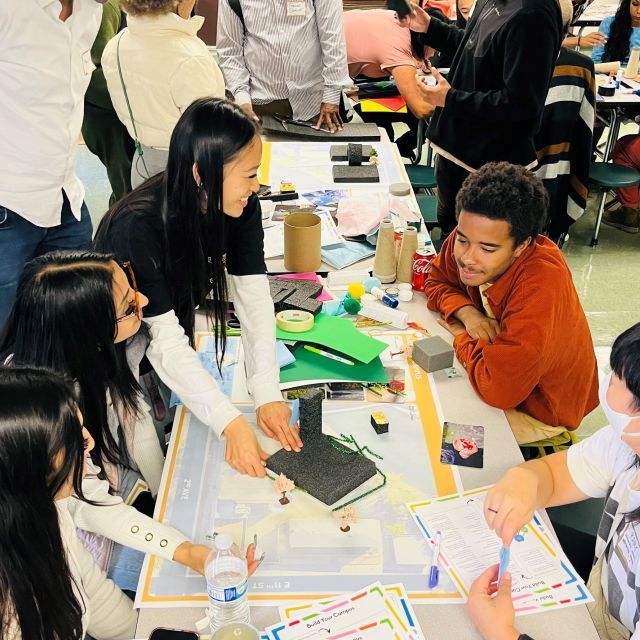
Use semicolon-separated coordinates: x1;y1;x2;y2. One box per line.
214;533;233;551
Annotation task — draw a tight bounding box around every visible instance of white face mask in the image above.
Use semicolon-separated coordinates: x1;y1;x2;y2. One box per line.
599;372;635;434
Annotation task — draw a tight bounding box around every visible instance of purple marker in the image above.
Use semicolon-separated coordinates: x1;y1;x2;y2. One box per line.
428;531;442;589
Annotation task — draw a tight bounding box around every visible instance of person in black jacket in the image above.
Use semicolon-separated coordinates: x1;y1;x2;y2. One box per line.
401;0;568;238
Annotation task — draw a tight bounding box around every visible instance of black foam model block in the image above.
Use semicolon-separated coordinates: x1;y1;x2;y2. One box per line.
387;0;411;18
268;276;324;316
266;388;377;505
261;117;381;141
347;143;363;166
330;145;373;162
333;165;380;183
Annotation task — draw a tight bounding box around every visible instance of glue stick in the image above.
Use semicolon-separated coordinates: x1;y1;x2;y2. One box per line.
371;286;399;309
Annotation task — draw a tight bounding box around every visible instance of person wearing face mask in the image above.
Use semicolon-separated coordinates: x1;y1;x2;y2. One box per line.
95;98;300;482
425;162;599;457
466;322;640;640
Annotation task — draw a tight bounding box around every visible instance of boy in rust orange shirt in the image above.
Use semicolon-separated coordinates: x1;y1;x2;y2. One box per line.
425;162;598;454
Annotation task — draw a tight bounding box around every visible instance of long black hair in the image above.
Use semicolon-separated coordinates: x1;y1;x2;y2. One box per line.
95;98;260;368
0;251;141;475
0;366;87;640
603;0;633;62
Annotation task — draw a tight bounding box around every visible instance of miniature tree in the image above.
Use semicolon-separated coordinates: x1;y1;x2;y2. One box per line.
335;507;358;532
274;473;295;505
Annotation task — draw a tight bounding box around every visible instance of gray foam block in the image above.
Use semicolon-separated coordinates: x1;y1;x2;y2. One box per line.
266;388;377;505
333;165;380;183
268;276;324;316
411;336;454;373
330;145;373;161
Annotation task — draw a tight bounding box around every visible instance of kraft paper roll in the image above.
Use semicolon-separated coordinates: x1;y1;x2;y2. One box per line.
625;48;640;78
276;310;315;332
396;227;418;283
373;218;396;284
284;212;321;272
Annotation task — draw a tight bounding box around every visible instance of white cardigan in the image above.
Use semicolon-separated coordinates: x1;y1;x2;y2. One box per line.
71;459;189;563
7;501;137;640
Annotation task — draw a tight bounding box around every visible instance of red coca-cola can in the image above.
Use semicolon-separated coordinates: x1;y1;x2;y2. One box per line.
412;248;435;291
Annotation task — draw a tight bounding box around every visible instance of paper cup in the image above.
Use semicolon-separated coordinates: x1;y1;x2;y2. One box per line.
284;212;321;272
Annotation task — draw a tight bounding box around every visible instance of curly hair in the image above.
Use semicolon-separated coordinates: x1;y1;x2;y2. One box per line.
121;0;178;16
455;162;548;246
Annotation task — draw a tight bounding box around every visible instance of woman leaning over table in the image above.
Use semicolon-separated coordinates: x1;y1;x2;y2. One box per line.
467;323;640;640
95;97;301;480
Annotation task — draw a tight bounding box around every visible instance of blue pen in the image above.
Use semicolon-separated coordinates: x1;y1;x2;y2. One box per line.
428;531;442;589
289;399;300;428
498;546;510;585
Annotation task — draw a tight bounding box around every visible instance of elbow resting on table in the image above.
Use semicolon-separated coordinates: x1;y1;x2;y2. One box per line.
468;375;529;411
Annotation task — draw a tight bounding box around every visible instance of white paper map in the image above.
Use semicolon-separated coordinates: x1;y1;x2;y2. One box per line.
136;334;463;608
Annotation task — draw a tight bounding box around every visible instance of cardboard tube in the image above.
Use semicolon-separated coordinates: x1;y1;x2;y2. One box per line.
373;219;397;283
594;61;621;74
284;212;321;272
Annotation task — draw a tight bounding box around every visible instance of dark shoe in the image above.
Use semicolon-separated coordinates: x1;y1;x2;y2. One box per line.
602;206;640;233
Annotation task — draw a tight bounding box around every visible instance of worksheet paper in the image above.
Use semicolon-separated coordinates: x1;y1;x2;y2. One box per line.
407;487;593;616
278;583;425;640
264;582;416;640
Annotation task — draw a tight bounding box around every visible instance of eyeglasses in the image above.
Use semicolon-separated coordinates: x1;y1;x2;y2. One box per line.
116;261;140;323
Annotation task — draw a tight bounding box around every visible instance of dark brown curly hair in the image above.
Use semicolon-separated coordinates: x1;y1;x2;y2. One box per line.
455;162;548;246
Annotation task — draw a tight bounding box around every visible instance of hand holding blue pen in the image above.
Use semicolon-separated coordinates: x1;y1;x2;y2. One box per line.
428;531;442;589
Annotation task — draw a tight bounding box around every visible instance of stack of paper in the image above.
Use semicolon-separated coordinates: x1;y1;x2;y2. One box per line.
407;486;594;616
261;582;425;640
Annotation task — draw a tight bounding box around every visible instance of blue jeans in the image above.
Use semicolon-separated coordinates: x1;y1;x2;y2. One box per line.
0;192;92;328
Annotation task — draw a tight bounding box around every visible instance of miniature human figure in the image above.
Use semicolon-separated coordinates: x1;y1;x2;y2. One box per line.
336;507;358;533
274;473;295;505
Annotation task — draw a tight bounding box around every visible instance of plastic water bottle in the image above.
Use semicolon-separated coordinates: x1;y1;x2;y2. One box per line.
205;534;250;632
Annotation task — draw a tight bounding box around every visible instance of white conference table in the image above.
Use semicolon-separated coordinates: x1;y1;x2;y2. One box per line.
136;294;599;639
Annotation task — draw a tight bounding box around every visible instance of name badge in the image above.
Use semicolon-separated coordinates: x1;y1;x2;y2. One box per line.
287;0;306;16
614;522;640;572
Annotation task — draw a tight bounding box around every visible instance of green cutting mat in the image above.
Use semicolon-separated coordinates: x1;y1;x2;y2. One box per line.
276;314;387;364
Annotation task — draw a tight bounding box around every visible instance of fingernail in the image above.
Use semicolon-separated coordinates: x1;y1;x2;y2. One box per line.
285;446;291;451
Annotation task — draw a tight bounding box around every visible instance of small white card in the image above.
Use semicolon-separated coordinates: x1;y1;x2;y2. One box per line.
287;0;307;16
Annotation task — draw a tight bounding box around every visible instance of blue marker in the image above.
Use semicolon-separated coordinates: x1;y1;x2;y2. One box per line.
289;399;300;427
498;546;510;585
428;531;442;589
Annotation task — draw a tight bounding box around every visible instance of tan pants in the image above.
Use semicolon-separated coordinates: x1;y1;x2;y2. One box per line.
505;409;571;446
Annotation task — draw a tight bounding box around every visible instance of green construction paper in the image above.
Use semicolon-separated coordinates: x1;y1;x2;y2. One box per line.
276;314;387;364
279;344;389;385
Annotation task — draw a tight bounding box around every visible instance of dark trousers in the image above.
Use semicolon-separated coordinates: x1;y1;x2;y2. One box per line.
0;192;92;327
435;155;471;236
82;101;136;205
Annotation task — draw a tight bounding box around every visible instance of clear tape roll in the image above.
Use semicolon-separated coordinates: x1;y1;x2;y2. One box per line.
275;310;315;332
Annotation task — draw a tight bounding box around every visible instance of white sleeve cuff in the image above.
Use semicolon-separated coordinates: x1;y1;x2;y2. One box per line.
144;311;241;438
229;274;283;409
234;90;252;106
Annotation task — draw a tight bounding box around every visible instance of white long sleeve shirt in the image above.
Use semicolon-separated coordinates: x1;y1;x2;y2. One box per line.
217;0;349;120
0;0;102;227
145;273;283;438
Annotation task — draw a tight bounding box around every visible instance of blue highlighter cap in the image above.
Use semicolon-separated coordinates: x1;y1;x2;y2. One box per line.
428;565;439;589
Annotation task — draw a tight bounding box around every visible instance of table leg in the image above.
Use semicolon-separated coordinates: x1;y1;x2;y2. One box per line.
602;108;621;162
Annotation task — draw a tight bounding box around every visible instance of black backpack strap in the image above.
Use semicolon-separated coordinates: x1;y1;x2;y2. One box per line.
227;0;244;29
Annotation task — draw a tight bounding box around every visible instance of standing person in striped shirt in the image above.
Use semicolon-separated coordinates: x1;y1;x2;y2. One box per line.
217;0;349;133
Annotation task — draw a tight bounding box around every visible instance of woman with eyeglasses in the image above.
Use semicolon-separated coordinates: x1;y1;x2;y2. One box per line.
0;366;137;640
94;97;301;480
0;250;232;592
